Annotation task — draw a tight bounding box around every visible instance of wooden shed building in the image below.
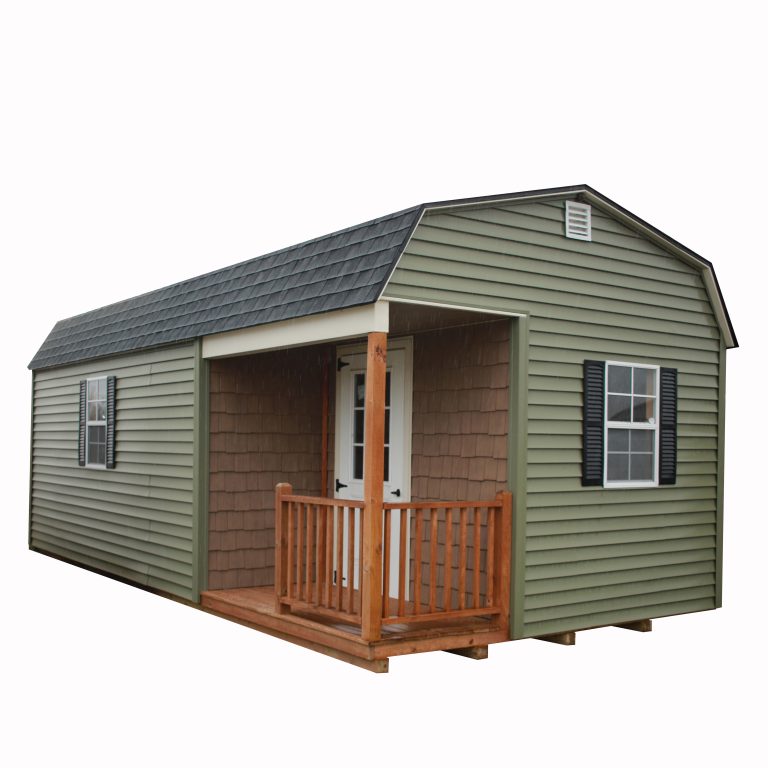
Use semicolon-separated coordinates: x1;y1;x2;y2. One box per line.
28;185;737;671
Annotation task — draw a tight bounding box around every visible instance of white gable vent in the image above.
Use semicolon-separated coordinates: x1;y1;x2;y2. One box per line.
565;200;592;241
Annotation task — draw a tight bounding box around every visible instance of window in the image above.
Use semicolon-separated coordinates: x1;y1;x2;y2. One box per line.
78;375;117;469
86;378;108;466
582;360;677;488
605;362;658;485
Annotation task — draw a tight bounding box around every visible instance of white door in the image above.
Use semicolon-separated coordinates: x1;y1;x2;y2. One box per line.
334;338;412;597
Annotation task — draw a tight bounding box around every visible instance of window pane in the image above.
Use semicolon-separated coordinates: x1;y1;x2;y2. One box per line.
608;429;629;452
384;408;390;444
95;402;106;421
354;410;364;444
607;395;631;422
87;379;99;400
88;402;98;421
608;365;631;394
87;425;106;465
98;378;106;399
607;453;629;481
630;453;653;481
354;374;365;407
633;368;656;396
353;445;364;480
384;447;389;482
632;396;655;423
630;430;654;452
385;371;391;407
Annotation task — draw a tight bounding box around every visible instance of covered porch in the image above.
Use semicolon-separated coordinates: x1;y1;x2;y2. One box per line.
200;301;515;670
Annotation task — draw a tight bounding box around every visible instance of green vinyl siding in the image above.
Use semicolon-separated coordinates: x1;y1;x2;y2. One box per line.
30;343;197;600
384;199;722;638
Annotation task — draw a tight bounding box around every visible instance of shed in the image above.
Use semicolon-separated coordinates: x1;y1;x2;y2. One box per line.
28;184;736;671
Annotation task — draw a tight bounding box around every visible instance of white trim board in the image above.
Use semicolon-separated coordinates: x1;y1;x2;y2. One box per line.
202;301;390;358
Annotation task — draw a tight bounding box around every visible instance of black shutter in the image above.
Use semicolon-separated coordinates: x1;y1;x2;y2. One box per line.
582;360;605;486
106;375;117;469
78;380;87;466
658;367;678;485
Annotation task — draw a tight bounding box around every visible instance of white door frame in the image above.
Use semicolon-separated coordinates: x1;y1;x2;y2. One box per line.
333;336;413;596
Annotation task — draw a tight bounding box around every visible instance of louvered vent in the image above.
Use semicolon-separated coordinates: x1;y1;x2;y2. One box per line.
565;200;592;241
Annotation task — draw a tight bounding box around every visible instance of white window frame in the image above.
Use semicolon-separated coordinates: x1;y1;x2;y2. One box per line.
85;376;108;469
603;361;660;488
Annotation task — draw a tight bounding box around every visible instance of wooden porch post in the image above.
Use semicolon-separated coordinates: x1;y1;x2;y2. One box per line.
361;331;387;643
495;491;513;634
275;482;292;614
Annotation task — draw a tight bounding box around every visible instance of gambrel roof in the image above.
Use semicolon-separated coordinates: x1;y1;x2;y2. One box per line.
29;185;737;370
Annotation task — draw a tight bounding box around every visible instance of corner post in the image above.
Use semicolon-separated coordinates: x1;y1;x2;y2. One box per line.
495;491;513;634
361;331;387;643
275;482;293;614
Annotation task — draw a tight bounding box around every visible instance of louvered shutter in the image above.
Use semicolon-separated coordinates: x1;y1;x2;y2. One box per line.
658;367;677;485
78;380;87;466
106;375;117;469
582;360;605;486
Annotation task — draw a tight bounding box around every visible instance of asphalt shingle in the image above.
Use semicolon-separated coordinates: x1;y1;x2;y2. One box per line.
29;205;421;370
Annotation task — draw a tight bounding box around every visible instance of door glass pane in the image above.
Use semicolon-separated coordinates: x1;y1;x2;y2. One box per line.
385;371;391;407
354;374;365;407
353;445;364;480
384;447;389;482
354;410;364;444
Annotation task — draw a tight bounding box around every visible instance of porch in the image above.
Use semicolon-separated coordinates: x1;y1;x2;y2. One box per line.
202;303;515;670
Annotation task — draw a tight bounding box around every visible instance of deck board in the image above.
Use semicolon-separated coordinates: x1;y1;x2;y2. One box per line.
200;586;509;669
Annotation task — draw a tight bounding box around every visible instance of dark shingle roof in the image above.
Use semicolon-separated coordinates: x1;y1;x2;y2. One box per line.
29;205;422;370
29;184;738;370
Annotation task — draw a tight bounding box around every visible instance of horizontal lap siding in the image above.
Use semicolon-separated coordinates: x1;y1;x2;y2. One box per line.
384;200;720;636
30;344;196;600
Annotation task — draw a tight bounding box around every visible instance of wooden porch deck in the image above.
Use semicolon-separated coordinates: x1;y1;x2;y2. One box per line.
200;586;509;672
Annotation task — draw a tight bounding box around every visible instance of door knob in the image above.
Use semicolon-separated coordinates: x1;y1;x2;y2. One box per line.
335;479;348;492
391;488;401;497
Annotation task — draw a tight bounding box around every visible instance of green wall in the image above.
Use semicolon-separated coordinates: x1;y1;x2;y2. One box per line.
30;343;197;600
384;198;723;638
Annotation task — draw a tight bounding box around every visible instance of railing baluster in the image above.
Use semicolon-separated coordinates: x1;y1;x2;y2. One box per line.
382;508;391;618
398;507;407;617
444;507;453;612
316;503;325;607
347;506;355;614
325;505;334;607
459;507;467;610
306;503;313;603
335;504;343;611
357;505;363;614
414;510;422;615
473;506;481;609
486;505;496;607
286;500;294;601
296;502;303;600
429;507;438;613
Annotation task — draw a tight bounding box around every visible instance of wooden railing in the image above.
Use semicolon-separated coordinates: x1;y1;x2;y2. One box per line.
274;484;364;625
274;483;512;640
381;494;512;628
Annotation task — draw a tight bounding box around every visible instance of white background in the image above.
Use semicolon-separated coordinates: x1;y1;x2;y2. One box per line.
1;2;764;765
